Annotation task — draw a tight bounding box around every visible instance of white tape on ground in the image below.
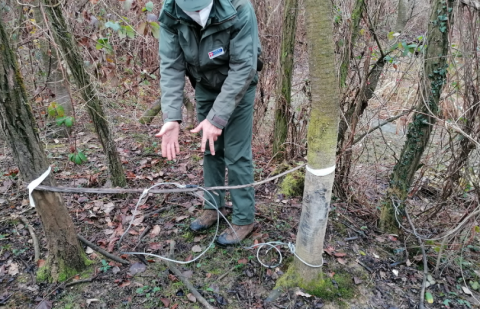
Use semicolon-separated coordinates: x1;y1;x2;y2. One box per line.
306;165;336;177
27;166;51;207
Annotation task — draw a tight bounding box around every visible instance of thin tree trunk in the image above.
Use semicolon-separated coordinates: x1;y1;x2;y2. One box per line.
42;0;126;187
139;94;194;128
0;16;89;282
381;0;455;231
33;5;73;137
281;0;339;284
273;0;299;159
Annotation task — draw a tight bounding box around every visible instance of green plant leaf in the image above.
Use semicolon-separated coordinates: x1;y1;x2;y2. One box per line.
124;25;135;39
425;292;434;304
145;1;154;12
105;21;121;31
149;22;160;39
78;151;88;163
55;105;65;117
64;116;74;128
56;116;66;126
47;102;57;117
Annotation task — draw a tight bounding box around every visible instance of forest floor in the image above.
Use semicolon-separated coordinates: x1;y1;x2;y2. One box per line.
1;94;480;309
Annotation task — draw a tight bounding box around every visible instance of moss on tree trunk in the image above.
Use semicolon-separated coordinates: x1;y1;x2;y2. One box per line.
42;0;126;187
0;17;89;282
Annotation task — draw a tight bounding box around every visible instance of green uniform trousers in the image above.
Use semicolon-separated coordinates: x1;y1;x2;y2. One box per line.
195;79;257;226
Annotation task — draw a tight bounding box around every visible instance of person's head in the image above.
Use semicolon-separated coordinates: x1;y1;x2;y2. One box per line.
175;0;212;12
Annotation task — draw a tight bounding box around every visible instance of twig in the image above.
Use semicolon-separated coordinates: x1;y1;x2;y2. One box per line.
404;208;427;309
19;216;40;262
77;234;129;265
214;266;237;282
65;274;99;287
167;241;215;309
356;259;373;273
133;225;151;250
353;107;414;145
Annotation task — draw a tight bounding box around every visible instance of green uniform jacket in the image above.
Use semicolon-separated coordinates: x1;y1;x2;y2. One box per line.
158;0;261;129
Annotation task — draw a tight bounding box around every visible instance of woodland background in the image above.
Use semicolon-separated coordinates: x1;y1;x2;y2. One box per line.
0;0;480;308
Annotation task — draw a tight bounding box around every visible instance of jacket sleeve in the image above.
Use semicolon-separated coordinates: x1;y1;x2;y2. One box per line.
206;4;259;129
159;21;186;123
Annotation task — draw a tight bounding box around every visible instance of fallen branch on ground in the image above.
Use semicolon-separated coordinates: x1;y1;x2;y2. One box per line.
19;216;40;262
167;241;215;309
77;234;130;265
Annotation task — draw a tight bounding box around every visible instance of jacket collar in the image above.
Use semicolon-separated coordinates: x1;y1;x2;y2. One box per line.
162;0;236;26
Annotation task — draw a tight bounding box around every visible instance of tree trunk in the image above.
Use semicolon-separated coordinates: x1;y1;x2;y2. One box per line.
139;94;194;128
0;16;89;282
272;0;299;160
281;0;339;285
42;0;127;187
33;5;73;138
381;0;455;231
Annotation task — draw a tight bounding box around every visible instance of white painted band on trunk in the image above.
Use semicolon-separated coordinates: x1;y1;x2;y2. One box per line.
28;166;51;207
306;165;336;177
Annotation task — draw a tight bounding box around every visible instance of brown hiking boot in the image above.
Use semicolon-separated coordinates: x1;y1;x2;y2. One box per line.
190;208;231;232
216;223;255;245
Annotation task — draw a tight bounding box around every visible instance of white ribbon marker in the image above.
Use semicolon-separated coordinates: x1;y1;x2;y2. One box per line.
28;166;51;207
306;165;336;177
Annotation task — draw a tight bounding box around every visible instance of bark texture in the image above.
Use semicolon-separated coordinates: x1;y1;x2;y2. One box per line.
42;0;126;187
273;0;298;159
0;16;88;282
291;0;339;283
381;0;455;231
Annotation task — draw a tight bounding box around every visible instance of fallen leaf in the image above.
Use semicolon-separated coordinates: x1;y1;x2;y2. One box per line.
392;269;399;276
324;246;335;255
337;258;347;265
333;252;347;258
150;225;161;237
182;270;193;278
128;262;146;275
102;202;115;214
132;216;144;226
187;293;196;303
175;215;188;222
112;266;120;274
119;280;131;287
194;235;206;242
238;258;248;265
160;298;170;307
86;247;94;254
425;292;434;304
353;277;363;285
387;235;398;242
107;237;119;252
36;300;53;309
191;245;202;253
7;262;19;276
149;243;162;250
205;273;212;278
168;274;178;282
37;259;46;268
171;304;178;309
462;286;473;295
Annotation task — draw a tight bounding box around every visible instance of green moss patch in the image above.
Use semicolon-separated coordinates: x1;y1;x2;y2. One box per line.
279;171;305;197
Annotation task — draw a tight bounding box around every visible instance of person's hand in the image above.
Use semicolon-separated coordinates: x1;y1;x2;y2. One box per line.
155;121;180;160
190;119;222;155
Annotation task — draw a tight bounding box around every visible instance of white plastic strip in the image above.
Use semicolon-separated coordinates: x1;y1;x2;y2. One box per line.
306;165;336;177
27;166;51;207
